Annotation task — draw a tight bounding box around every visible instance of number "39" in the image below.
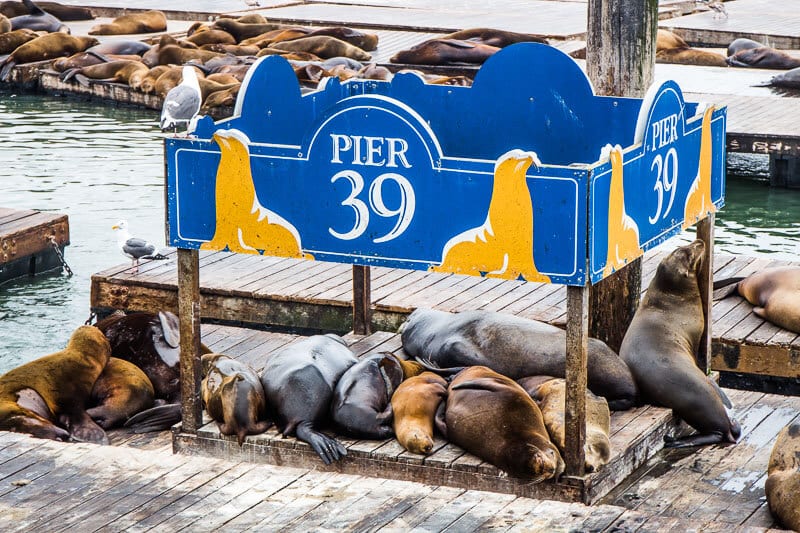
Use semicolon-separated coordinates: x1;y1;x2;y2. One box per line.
328;170;416;243
648;147;678;224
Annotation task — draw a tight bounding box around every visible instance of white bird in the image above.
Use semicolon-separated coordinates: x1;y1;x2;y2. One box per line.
112;220;168;273
697;0;728;19
160;65;202;135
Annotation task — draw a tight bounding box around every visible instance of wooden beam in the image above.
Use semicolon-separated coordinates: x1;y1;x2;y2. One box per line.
586;0;657;352
352;265;372;335
696;213;715;373
178;248;202;433
565;285;589;477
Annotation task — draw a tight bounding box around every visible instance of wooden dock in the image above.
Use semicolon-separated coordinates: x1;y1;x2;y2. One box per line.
0;426;789;531
90;246;800;391
172;324;681;505
0;208;69;285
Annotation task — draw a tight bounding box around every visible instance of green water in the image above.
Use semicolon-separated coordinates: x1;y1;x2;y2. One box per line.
0;93;798;373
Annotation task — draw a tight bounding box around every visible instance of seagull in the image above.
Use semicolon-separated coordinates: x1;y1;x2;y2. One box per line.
160;65;202;135
112;220;168;273
696;0;728;19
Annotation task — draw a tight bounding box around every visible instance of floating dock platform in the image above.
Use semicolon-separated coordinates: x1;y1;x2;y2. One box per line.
0;208;69;285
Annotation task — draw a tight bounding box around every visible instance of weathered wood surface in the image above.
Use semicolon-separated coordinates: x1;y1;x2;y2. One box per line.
0;207;69;284
0;430;787;532
91;247;800;384
171;324;682;505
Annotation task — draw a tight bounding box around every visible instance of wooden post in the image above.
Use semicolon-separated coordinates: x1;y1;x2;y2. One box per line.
696;213;715;373
586;0;658;353
178;248;202;433
352;265;371;335
565;286;589;477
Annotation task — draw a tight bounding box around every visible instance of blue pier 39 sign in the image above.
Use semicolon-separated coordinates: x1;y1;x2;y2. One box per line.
165;43;725;287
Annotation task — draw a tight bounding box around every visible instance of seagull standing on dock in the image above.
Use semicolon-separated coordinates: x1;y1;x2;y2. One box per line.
696;0;728;19
159;65;201;135
112;220;168;273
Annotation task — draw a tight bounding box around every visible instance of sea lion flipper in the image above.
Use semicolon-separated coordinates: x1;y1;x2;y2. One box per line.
296;422;347;465
664;431;730;448
124;403;181;432
22;0;46;16
712;276;744;300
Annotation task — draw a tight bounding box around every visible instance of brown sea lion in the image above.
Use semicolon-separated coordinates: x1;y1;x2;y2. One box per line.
206;72;240;85
138;64;170;93
52;51;108;72
259;334;357;465
282;27;378;51
60;60;148;87
0;0;93;21
727;47;800;69
765;421;800;531
89;10;166;35
0;27;36;54
713;266;800;334
236;13;268;24
656;47;728;67
656;29;689;51
391;38;499;65
201;85;239;112
0;325;110;444
185;29;236;47
0;12;10;32
200;43;259;56
270;35;371;61
147;43;222;68
357;63;392;81
442;28;547;47
87;357;155;430
201;353;270;445
198;77;239;101
9;0;68;33
256;48;321;62
518;376;611;473
440;366;565;481
154;65;204;98
401;308;637;410
330;352;421;439
620;240;741;448
210;19;283;42
0;33;98;81
391;371;447;455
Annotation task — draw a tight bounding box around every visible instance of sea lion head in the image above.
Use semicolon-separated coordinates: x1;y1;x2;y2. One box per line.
404;428;435;454
67;325;111;368
522;439;565;482
654;239;705;292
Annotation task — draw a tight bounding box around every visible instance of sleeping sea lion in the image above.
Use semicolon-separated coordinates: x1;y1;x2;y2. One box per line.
88;40;151;56
620;240;741;448
440;366;564;481
656;47;728;67
401;308;637;410
9;0;68;33
442;28;548;47
727;37;766;56
88;10;166;35
391;371;448;454
727;47;800;69
87;357;155;430
270;35;371;61
765;422;800;531
259;334;357;465
0;27;37;54
275;26;378;51
137;64;170;93
0;0;93;21
0;325;110;444
185;29;236;47
200;43;260;56
201;353;270;445
391;38;499;65
209;19;282;42
60;60;148;87
0;33;98;81
762;66;800;89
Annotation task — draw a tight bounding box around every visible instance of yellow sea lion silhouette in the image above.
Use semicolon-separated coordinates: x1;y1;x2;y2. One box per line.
201;128;312;259
602;144;641;278
683;105;716;229
431;149;550;283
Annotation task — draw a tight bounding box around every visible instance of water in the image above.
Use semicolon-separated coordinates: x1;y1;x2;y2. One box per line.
0;93;798;374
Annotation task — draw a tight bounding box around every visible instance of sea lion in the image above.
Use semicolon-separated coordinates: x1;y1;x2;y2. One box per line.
137;64;170;93
656;47;728;67
713;266;800;334
154;65;204;98
200;43;260;56
330;352;421;439
656;29;688;51
0;12;9;32
727;37;765;56
209;19;282;42
279;27;378;51
620;240;741;448
201;85;240;112
60;60;148;86
391;371;448;454
0;27;37;54
52;51;108;72
518;376;611;473
88;10;166;35
357;63;392;81
9;0;68;33
401;308;637;410
87;357;155;430
270;35;371;61
87;40;151;56
442;28;548;47
441;366;564;481
0;33;98;81
198;77;239;101
391;38;499;65
0;1;93;21
201;353;270;445
763;66;800;89
727;47;800;69
236;13;268;24
259;334;357;464
94;310;210;403
0;325;110;444
206;72;240;85
765;422;800;531
185;29;236;47
146;43;222;68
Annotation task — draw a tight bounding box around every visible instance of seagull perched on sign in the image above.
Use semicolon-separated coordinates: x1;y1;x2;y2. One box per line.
160;65;202;135
112;220;168;273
